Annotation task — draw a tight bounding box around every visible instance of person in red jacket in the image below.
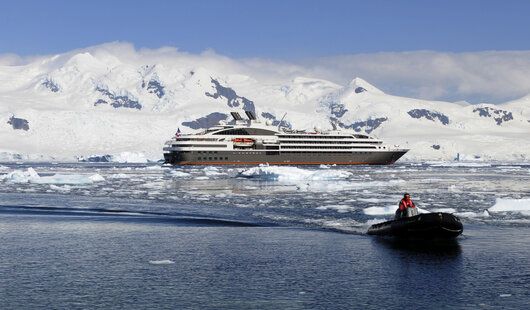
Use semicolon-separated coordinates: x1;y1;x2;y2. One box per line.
395;193;418;219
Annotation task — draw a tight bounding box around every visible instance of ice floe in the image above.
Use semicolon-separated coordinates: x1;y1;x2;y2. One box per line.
109;173;130;179
148;259;175;265
363;205;396;216
316;205;355;213
455;210;491;218
49;184;72;192
0;167;105;184
488;198;530;215
238;165;352;181
169;170;191;177
203;166;224;176
427;161;492;168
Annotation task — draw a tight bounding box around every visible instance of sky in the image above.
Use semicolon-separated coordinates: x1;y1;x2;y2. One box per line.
1;0;530;103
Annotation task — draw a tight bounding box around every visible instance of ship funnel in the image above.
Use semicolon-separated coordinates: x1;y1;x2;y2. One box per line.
245;111;256;120
230;112;243;121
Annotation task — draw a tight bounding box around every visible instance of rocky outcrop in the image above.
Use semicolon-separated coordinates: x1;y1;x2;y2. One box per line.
205;79;255;113
94;86;142;110
142;79;165;98
42;78;60;93
334;117;388;134
182;112;228;129
408;109;449;125
7;116;29;131
473;107;513;125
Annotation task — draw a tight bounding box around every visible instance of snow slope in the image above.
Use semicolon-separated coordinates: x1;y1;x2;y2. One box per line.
1;43;529;161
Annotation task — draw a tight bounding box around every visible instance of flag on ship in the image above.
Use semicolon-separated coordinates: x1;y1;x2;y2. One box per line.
175;128;181;138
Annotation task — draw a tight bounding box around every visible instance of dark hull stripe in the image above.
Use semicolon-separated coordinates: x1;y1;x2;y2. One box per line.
164;150;408;166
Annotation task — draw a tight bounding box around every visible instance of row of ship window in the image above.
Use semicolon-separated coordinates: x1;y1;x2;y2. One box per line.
281;151;373;154
198;157;229;160
279;135;370;139
282;146;377;149
175;144;226;148
280;140;378;144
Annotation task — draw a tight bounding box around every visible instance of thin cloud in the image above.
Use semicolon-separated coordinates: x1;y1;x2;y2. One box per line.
1;42;529;103
306;51;530;103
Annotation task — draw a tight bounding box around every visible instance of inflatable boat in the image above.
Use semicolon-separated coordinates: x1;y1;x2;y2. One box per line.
367;212;463;239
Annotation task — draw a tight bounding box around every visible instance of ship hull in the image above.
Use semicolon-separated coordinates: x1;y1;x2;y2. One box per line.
164;150;407;165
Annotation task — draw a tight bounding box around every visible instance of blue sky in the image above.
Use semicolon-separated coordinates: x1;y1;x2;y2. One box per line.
1;0;530;58
1;0;529;103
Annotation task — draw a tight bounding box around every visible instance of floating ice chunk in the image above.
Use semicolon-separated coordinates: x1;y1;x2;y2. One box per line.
148;259;175;265
357;198;384;203
49;184;72;192
203;166;223;176
238;166;352;181
1;168;38;183
363;205;396;215
428;161;491;168
195;176;210;180
316;205;355;213
109;173;129;179
89;174;105;182
1;167;105;185
455;211;490;218
319;164;330;169
144;165;166;170
488;198;530;214
32;174;102;185
170;170;191;177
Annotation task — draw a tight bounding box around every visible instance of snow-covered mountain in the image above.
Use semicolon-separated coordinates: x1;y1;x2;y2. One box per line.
1;44;529;162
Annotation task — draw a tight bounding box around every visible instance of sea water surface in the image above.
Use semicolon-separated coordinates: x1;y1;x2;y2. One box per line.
0;162;529;308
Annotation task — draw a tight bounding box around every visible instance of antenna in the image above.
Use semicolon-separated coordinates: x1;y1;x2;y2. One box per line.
278;113;287;130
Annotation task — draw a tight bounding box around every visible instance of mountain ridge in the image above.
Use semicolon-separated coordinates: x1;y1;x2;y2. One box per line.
1;44;529;162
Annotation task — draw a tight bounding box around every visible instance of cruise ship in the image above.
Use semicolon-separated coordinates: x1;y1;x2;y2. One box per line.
163;111;408;165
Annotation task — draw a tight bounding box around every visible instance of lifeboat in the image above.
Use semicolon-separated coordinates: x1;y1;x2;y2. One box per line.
232;138;255;147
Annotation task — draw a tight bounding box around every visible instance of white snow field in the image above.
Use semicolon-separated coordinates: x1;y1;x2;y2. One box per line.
1;43;529;162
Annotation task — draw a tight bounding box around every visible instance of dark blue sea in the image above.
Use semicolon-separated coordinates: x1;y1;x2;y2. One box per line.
1;162;529;309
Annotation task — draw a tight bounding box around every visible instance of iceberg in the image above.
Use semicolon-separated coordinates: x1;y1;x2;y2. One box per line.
0;168;105;185
488;198;530;215
238;166;352;181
